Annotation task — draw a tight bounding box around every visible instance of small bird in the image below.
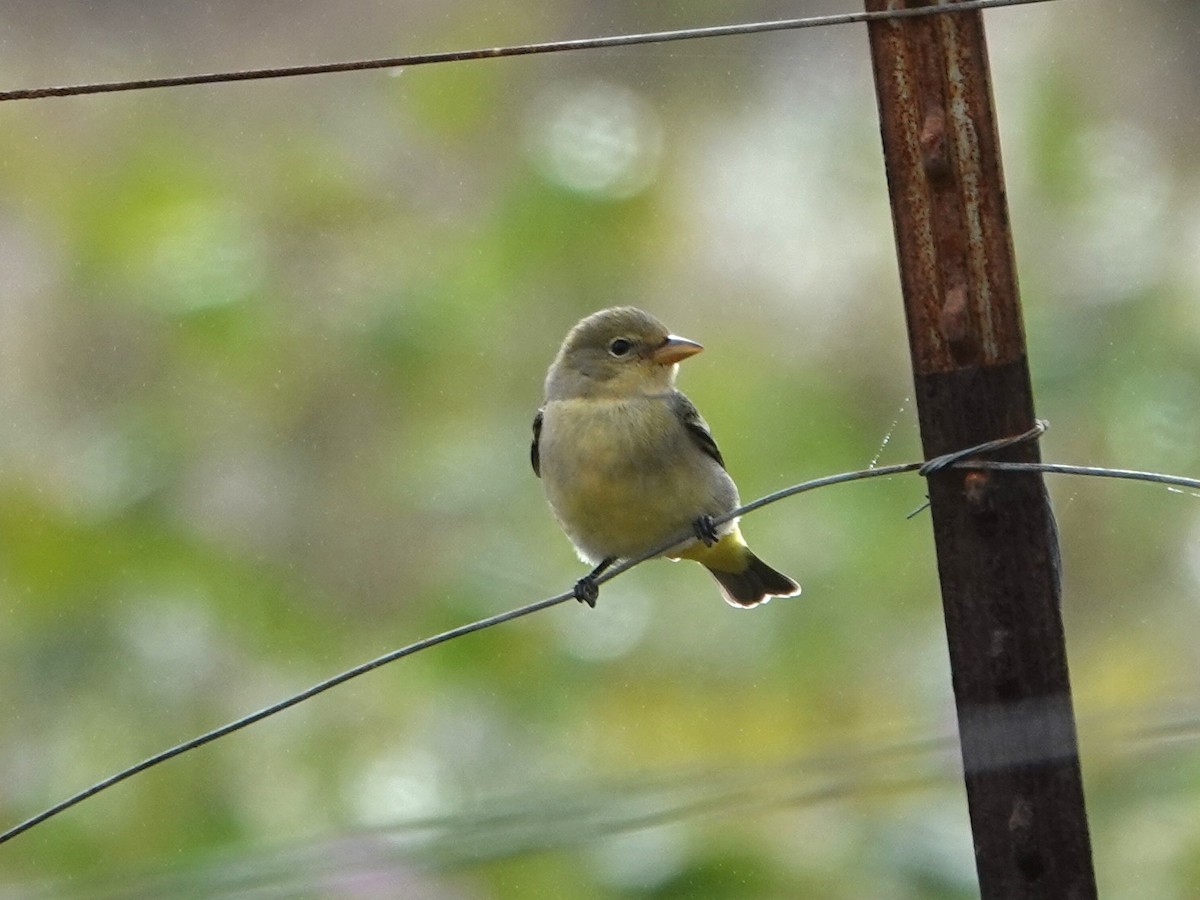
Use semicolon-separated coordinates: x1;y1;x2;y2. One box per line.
532;307;800;608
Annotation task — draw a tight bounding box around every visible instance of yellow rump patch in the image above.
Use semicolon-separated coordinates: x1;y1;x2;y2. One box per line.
669;525;750;573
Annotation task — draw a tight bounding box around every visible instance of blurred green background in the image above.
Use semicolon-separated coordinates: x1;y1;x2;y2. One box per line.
1;1;1199;897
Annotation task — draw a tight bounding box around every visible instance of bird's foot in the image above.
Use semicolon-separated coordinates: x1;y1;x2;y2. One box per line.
693;514;719;547
572;557;614;608
573;576;600;608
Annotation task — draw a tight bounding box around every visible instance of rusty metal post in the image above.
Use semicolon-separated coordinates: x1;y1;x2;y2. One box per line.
863;2;1097;897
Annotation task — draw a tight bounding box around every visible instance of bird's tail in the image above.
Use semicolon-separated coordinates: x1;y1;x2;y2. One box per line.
706;552;801;608
673;525;800;607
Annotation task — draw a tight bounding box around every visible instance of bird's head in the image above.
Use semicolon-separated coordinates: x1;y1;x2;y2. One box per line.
545;307;703;400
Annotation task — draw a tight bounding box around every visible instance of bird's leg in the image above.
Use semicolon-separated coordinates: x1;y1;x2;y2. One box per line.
573;558;614;608
692;514;719;547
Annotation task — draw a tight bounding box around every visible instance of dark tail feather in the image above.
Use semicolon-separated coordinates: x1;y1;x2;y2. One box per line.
707;553;801;608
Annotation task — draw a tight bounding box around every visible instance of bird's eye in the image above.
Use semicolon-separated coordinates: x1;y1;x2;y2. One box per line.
609;338;633;357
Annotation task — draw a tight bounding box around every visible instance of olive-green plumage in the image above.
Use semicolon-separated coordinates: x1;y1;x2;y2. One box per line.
532;307;799;607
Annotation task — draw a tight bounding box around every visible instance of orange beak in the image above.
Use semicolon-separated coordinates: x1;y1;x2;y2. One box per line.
651;335;704;365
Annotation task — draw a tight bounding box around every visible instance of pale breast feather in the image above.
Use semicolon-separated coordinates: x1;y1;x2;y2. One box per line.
538;394;737;559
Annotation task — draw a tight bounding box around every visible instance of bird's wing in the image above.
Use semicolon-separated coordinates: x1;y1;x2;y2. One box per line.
531;409;543;477
671;392;726;470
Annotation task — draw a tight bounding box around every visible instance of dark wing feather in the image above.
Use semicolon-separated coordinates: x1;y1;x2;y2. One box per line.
671;392;725;469
531;409;543;477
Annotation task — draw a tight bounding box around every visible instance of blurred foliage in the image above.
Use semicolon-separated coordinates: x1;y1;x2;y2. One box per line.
0;1;1199;897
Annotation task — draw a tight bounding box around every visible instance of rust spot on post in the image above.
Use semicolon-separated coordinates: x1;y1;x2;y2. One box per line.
939;283;975;361
962;469;992;513
920;106;950;181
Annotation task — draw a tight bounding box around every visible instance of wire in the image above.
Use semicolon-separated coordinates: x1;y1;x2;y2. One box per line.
918;420;1047;474
972;461;1200;492
0;591;576;846
0;0;1054;102
1;423;1196;847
